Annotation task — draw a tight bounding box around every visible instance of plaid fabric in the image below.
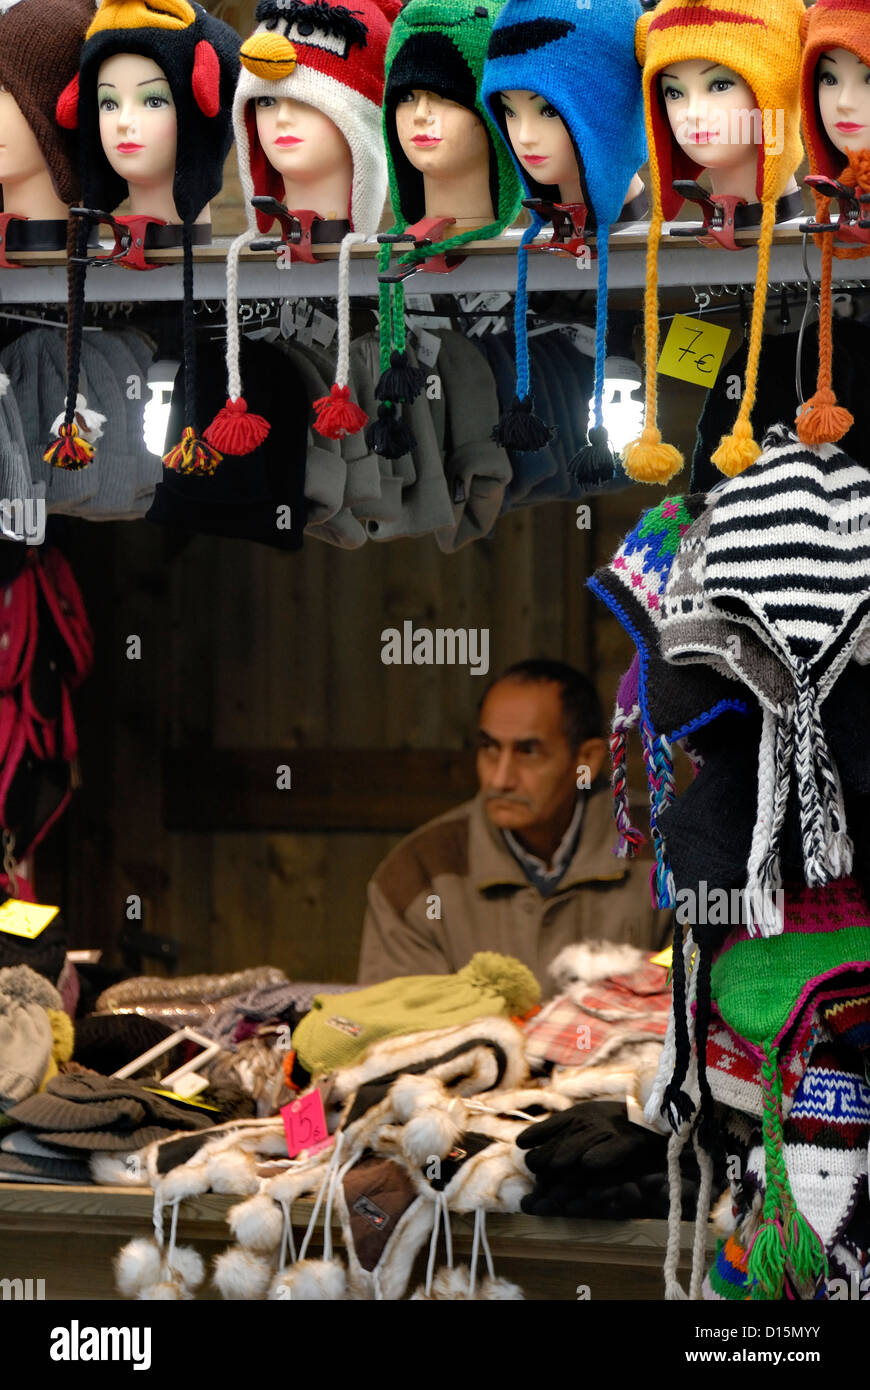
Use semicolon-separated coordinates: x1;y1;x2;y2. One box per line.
524;965;670;1069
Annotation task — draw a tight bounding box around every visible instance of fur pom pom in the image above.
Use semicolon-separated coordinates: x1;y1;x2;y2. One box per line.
165;1244;204;1291
139;1280;193;1301
92;1151;149;1186
402;1107;463;1167
115;1239;162;1298
208;1149;260;1195
479;1275;525;1300
389;1074;446;1124
51;395;105;445
229;1193;284;1253
203;398;270;456
550;941;647;992
212;1247;274;1301
160;1163;211;1203
491;394;553;452
622;426;683;484
270;1259;348;1301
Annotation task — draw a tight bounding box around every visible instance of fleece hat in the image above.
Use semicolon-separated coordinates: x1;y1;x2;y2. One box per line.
796;0;870;447
47;0;240;476
292;952;539;1075
624;0;806;485
205;0;398;458
481;0;646;470
0;0;95;208
369;0;523;460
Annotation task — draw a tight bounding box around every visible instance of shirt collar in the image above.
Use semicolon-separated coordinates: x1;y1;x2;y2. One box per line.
502;795;586;886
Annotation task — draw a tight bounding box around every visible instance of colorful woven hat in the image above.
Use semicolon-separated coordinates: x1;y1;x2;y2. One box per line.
624;0;805;485
480;0;646;472
369;0;523;460
205;0;398;457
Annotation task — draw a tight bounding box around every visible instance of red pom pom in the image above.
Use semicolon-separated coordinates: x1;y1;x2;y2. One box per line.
192;40;221;119
313;384;368;440
56;75;80;131
203;398;270;455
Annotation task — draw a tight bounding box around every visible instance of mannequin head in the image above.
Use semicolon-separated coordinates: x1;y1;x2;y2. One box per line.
496;90;582;203
817;47;870;159
253;94;353;219
97;52;182;221
660;58;772;202
0;84;68;219
394;87;495;226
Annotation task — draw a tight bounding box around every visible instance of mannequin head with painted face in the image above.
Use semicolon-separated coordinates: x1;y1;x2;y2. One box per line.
394;86;495;227
0;83;69;219
253;94;353;220
660;59;798;205
496;89;644;207
817;47;870;161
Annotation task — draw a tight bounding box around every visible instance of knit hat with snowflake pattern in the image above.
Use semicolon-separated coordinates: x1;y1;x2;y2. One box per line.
625;0;805;486
205;0;399;457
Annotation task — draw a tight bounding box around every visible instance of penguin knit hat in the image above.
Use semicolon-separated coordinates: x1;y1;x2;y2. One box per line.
0;0;95;208
48;0;240;476
624;0;805;486
205;0;398;458
369;0;522;461
796;0;870;448
481;0;647;468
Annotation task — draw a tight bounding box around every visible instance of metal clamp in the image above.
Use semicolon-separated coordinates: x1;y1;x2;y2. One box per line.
669;181;750;252
249;197;325;264
802;173;870;248
68;207;168;271
522;197;593;259
0;213;28;270
377;215;460;282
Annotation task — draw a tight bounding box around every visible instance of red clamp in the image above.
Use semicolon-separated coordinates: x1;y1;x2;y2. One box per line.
69;207;168;271
803;173;870;248
377;216;460;282
249;196;325;264
522;197;594;259
0;213;28;270
669;181;749;252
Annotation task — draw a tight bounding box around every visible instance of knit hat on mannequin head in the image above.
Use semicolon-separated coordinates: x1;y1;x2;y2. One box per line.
481;0;646;471
796;0;870;448
0;0;96;208
624;0;805;486
369;0;522;461
205;0;399;457
48;0;240;474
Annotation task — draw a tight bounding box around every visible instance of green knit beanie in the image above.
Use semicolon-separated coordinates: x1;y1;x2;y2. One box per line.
366;0;523;460
291;951;539;1075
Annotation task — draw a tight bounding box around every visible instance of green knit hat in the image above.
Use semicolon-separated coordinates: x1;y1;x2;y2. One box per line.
291;952;538;1075
367;0;522;459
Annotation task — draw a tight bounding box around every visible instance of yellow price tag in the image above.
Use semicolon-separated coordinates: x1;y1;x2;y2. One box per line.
658;313;730;388
650;946;673;969
0;899;60;940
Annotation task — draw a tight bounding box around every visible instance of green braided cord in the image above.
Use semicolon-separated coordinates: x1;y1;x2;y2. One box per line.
748;1040;788;1300
376;252;393;378
399;215;507;268
393;281;406;356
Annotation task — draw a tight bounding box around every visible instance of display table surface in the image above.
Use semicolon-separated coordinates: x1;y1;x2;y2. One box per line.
0;1182;714;1301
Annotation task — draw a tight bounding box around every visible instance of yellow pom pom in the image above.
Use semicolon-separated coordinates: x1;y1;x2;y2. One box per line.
459;952;540;1015
712;420;761;477
622;426;684;484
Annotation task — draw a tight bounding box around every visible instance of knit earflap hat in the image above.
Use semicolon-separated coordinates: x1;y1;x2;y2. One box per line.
369;0;523;459
0;0;96;208
481;0;647;468
624;0;805;486
205;0;399;457
48;0;240;474
796;0;870;448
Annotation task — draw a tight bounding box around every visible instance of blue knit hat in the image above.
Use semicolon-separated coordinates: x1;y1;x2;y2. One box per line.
481;0;647;475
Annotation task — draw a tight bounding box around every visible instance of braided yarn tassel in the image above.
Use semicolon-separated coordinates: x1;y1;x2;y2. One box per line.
205;226;271;455
314;232;369;439
623;214;683;483
492;224;553;451
610;722;646;858
44;215;95;470
164;226;224;474
641;717;676;908
661;918;696;1131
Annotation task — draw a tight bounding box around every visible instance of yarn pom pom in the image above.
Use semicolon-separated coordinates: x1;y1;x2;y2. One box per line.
269;1259;347;1301
204;398;270;455
458;952;540;1015
213;1247;274;1301
795;390;854;447
747;1217;787;1300
364;402;416;459
375;350;427;404
622;426;683;484
115;1239;162;1298
163;427;223;477
711;419;761;477
43;421;94;470
568;426;618;485
229;1193;284;1253
313;383;368;440
491;394;553;452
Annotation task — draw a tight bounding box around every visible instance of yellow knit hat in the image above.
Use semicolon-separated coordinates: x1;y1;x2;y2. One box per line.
624;0;805;485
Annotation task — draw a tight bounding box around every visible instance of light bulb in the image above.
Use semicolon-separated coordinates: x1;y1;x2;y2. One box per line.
144;360;179;457
602;355;644;455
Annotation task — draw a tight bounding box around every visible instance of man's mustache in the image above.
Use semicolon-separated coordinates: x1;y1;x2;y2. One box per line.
484;791;534;807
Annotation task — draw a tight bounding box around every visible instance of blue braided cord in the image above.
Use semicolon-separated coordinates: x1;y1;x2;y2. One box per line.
513;221;539;402
592;226;610;433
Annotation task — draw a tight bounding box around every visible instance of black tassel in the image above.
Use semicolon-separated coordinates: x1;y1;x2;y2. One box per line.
364;402;416;459
693;937;718;1154
660;916;696;1133
491;394;554;452
374;350;428;404
568;425;618;486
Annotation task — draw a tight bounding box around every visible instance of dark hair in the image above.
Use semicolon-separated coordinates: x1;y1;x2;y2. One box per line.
478;659;604;750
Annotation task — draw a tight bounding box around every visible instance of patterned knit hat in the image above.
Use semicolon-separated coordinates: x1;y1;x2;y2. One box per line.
480;0;646;471
0;0;96;207
796;0;870;447
369;0;522;459
624;0;805;485
48;0;240;474
205;0;398;458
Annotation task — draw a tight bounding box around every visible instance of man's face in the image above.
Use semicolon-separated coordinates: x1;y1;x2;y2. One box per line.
477;679;598;835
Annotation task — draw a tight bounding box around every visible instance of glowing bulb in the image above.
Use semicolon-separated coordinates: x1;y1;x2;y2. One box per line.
144;360;179;457
602;356;644;455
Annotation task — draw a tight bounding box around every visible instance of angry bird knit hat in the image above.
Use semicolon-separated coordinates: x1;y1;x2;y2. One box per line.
205;0;398;457
624;0;805;486
796;0;870;448
369;0;523;460
481;0;647;470
0;0;96;208
47;0;240;474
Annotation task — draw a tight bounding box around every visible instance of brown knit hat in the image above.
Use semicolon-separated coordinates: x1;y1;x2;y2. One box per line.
0;0;96;207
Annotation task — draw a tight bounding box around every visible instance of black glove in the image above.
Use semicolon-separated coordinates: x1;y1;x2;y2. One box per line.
516;1101;667;1181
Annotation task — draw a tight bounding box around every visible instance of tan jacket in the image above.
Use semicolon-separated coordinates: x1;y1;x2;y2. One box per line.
357;790;670;993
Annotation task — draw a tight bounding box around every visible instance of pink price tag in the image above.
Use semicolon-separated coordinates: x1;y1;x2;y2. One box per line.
281;1091;330;1158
